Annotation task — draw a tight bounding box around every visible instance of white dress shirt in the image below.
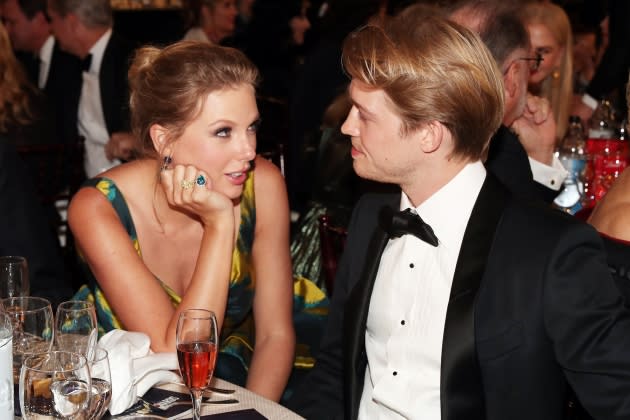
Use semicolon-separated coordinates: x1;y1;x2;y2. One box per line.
529;155;567;191
37;35;55;89
78;28;121;178
358;161;486;420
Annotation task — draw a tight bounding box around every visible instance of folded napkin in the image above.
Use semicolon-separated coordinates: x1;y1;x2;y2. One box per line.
98;330;181;415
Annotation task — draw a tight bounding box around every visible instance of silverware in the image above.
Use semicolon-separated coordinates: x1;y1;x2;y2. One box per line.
207;386;236;395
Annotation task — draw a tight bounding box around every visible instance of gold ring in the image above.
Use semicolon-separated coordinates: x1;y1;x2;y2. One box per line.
180;179;194;190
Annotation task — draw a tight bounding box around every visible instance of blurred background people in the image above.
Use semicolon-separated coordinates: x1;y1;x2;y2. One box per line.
47;0;136;177
522;1;573;143
182;0;238;44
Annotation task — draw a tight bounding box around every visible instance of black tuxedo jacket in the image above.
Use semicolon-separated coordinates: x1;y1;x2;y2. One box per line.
65;31;135;139
288;174;630;420
486;125;558;204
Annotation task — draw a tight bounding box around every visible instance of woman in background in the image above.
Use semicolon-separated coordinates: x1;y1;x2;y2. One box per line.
522;2;573;142
69;41;294;401
182;0;238;44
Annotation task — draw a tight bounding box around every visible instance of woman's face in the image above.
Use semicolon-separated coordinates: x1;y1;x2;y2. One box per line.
171;84;259;200
527;22;564;85
208;0;238;40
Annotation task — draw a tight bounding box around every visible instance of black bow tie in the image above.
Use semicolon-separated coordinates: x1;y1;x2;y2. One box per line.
379;206;439;247
81;54;92;72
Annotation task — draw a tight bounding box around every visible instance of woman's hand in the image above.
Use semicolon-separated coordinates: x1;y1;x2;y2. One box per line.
160;164;233;225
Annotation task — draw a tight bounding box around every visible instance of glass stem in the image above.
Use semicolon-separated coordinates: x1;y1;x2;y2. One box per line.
191;389;203;420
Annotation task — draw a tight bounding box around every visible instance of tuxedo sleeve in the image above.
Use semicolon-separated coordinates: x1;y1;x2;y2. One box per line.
543;222;630;418
286;200;369;419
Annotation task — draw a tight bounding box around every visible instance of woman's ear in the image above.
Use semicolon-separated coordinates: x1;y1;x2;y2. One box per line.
149;124;171;156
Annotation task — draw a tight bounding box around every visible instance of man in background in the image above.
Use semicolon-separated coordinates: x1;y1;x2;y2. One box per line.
47;0;136;177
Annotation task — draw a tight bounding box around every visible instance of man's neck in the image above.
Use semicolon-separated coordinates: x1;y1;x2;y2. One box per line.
401;157;472;207
78;26;110;58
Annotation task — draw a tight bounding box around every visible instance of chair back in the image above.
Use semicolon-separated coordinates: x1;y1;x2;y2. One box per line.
318;214;348;297
16;137;86;246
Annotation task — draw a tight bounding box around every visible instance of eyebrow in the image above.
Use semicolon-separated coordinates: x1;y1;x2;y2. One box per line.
353;101;377;119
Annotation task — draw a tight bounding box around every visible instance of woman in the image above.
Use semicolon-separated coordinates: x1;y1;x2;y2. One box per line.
0;22;54;146
183;0;238;44
522;2;573;142
68;41;295;401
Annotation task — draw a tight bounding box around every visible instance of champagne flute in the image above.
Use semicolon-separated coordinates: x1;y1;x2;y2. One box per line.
20;350;91;419
87;347;111;420
0;256;29;299
176;309;218;420
1;296;54;383
55;301;98;358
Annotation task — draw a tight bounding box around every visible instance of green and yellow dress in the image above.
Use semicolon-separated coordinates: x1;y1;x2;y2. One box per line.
73;172;328;390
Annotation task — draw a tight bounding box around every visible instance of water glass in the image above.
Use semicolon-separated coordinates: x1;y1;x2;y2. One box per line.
55;301;98;357
20;350;91;419
0;312;13;418
1;296;54;382
87;347;111;419
0;256;29;298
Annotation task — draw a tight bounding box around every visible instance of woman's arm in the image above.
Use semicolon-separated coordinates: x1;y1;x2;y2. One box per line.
68;165;235;353
247;157;296;401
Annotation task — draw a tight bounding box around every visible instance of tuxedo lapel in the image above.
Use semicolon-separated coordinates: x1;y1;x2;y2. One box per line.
344;195;397;420
440;174;509;420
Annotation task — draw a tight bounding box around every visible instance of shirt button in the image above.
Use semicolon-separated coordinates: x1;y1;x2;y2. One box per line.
393;371;398;376
550;180;555;186
401;320;405;325
409;263;415;268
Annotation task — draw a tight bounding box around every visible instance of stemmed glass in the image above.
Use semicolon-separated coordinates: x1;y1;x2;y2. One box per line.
1;296;54;382
19;350;91;419
176;309;218;420
0;256;29;298
55;301;98;358
87;347;112;420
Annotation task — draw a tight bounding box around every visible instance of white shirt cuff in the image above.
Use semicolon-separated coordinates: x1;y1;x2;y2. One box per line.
529;155;568;191
582;93;598;110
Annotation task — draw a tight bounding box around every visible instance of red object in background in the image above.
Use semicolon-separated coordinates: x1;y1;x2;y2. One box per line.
581;138;629;209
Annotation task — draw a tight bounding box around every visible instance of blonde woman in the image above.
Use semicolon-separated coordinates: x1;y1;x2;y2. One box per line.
522;2;573;142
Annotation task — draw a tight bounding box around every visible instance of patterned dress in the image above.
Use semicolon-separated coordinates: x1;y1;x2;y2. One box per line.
73;172;328;390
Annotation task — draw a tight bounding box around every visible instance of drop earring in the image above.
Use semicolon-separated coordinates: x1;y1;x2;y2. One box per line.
161;155;172;171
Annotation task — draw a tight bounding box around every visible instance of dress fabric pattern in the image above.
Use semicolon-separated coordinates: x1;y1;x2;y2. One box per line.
73;174;257;382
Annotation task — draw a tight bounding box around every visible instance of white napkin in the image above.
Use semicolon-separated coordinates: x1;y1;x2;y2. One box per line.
98;330;181;415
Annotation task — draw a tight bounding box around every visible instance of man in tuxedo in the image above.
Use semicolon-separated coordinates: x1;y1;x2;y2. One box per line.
0;0;81;144
47;0;135;177
446;0;566;204
287;6;630;420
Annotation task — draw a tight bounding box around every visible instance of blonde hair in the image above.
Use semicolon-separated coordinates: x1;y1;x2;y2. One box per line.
342;5;504;161
128;41;259;158
0;22;37;133
522;2;573;142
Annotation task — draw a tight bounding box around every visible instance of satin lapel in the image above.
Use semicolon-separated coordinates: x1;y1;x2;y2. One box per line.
343;196;397;420
440;174;509;420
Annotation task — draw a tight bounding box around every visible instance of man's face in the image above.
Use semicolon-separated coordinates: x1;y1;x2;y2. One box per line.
2;0;40;52
502;48;531;126
341;79;423;186
46;2;75;55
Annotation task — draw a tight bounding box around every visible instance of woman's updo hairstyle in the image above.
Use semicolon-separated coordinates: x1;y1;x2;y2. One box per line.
128;41;259;158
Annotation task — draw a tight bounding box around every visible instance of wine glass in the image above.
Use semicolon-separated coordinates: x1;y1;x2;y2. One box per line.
20;350;91;419
0;256;29;298
176;309;218;420
87;347;111;420
1;296;54;383
55;301;98;358
0;311;14;418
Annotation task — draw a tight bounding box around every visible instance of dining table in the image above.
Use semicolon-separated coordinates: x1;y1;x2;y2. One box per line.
102;377;305;419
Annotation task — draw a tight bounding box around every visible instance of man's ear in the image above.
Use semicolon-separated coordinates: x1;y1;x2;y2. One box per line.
417;121;444;154
149;124;171;156
503;61;519;101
